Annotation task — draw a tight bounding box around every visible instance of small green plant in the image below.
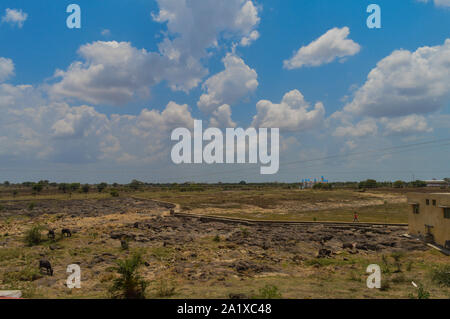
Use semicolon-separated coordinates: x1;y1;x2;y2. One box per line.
109;252;148;299
110;190;119;197
430;265;450;287
348;271;361;282
240;227;249;238
391;273;407;284
213;235;221;242
89;232;98;239
155;278;176;298
24;225;42;246
380;280;390;291
409;284;430;299
28;202;36;211
391;252;404;273
121;239;129;250
381;254;391;274
254;285;282;299
406;261;413;272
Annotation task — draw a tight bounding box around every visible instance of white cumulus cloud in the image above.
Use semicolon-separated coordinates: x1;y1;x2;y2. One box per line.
283;27;360;70
198;53;258;113
252;89;325;132
2;8;28;28
344;39;450;117
417;0;450;8
0;58;14;82
380;115;432;136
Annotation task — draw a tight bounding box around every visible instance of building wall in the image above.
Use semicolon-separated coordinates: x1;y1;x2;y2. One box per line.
407;193;450;248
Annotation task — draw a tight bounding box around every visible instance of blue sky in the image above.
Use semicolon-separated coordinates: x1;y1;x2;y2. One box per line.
0;0;449;183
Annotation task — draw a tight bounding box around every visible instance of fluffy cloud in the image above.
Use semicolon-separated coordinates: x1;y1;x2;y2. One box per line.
1;8;28;28
240;30;260;47
344;39;450;117
417;0;450;7
0;58;14;82
380;115;432;136
252;89;325;132
198;53;258;112
50;41;163;105
333;118;378;138
0;82;197;164
283;27;360;70
210;104;236;128
136;101;195;132
152;0;259;92
51;1;261;105
153;0;260;57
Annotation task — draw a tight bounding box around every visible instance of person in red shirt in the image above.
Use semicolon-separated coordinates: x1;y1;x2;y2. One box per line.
353;212;359;223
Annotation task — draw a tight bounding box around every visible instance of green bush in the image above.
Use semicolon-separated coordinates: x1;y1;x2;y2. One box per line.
431;265;450;287
28;202;36;211
110;190;119;197
409;284;430;299
109;253;148;299
254;285;282;299
24;225;42;246
155;279;176;298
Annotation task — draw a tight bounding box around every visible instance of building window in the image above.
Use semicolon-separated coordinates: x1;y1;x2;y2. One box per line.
413;204;420;214
444;208;450;219
426;199;430;205
432;200;437;206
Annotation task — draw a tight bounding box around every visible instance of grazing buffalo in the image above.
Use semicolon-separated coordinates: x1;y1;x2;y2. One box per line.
39;259;53;276
62;228;72;237
47;229;55;240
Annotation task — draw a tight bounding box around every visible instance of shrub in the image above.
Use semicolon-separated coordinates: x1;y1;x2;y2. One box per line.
121;239;129;250
109;253;148;299
430;265;450;287
240;227;249;238
97;182;108;193
28;202;36;211
82;184;90;194
409;284;430;299
391;273;407;284
110;190;119;197
313;183;332;190
380;280;390;291
24;225;42;246
213;235;221;242
155;279;176;297
391;252;404;273
254;285;282;299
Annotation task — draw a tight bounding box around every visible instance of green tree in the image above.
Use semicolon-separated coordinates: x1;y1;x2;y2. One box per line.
110;253;148;299
393;180;405;188
359;179;377;189
411;180;426;188
82;184;90;194
70;183;81;191
32;183;44;194
59;183;69;193
97;182;108;193
129;180;144;191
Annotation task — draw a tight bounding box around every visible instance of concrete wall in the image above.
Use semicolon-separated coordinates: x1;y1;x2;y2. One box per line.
407;193;450;248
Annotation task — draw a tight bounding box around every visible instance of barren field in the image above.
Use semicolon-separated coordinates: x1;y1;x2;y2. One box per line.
0;188;449;299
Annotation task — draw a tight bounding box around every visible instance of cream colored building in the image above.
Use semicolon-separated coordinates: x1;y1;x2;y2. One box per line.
407;193;450;249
